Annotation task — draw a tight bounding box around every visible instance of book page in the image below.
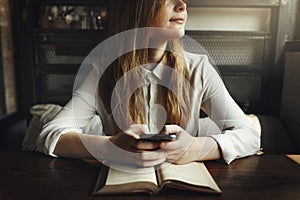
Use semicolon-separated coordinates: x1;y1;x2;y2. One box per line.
159;162;221;192
287;155;300;165
105;166;157;186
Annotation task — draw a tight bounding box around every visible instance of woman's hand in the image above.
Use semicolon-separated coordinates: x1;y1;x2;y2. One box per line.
160;125;198;164
159;125;222;164
104;124;167;167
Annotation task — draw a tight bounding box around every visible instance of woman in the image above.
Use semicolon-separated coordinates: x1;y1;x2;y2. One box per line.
37;0;260;167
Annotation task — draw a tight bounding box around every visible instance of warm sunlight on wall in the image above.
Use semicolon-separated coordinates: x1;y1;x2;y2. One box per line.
186;7;271;32
0;0;17;117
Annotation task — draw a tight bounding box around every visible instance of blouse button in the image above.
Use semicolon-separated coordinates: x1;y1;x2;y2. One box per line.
150;100;155;106
147;73;155;82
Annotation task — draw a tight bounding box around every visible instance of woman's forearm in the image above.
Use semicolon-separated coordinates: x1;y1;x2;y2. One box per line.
191;137;222;161
54;132;109;160
54;131;167;167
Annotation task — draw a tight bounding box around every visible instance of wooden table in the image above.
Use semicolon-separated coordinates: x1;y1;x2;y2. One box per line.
0;152;300;200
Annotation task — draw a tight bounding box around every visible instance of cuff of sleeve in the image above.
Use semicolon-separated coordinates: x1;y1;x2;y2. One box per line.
209;134;238;164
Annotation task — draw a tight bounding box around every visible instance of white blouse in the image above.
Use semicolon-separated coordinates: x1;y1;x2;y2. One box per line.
37;52;260;164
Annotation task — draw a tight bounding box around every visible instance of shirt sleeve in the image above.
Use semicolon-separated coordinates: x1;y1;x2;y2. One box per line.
36;65;103;157
200;56;261;164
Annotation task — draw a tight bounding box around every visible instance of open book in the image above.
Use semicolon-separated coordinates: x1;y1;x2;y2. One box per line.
93;162;222;195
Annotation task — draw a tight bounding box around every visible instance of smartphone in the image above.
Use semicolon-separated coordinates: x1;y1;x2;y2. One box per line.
139;133;177;142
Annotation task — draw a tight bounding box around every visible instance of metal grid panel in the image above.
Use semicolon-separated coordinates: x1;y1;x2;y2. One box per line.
183;33;267;66
38;45;85;65
38;73;76;104
222;75;262;102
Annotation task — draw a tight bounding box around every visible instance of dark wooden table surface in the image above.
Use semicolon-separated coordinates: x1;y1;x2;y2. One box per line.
0;151;300;200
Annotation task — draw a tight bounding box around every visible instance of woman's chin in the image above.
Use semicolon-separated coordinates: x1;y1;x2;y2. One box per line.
148;27;185;46
166;27;186;39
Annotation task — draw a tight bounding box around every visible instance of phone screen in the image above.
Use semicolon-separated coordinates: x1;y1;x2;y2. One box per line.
139;133;177;142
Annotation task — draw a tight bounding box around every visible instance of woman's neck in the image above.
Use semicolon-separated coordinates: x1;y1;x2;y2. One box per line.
148;48;166;63
148;39;168;63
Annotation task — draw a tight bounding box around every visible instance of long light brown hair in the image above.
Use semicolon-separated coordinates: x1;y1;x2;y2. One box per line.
99;0;191;133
